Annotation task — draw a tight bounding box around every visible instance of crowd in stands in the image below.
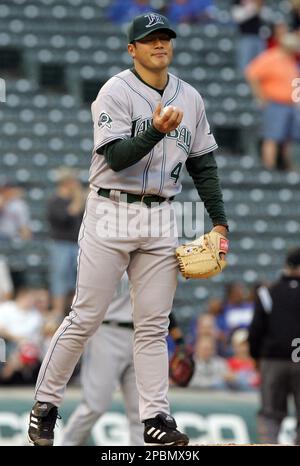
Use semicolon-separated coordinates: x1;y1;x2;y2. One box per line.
0;287;56;385
187;281;259;391
0;169;86;384
232;1;300;171
107;0;215;25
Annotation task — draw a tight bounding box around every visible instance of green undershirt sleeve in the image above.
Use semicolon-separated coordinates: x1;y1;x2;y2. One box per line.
185;152;228;227
98;125;165;172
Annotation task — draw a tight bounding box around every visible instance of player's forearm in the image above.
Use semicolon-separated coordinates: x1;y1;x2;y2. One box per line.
186;153;228;227
101;125;165;172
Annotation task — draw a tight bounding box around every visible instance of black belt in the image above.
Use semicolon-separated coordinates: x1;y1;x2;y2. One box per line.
97;188;174;208
102;320;134;330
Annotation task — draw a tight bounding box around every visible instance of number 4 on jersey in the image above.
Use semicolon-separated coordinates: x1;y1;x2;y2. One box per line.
170;162;183;184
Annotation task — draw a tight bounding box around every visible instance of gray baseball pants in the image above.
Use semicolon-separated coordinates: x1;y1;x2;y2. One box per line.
35;190;178;421
62;324;143;446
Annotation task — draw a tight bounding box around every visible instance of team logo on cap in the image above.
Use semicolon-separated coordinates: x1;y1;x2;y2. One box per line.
98;112;112;129
145;13;165;28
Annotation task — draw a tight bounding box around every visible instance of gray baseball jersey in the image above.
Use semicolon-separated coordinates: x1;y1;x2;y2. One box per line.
89;69;217;198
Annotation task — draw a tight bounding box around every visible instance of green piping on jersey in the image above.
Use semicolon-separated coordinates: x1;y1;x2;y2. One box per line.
116;76;154;112
157;78;181;194
165;78;181;106
158;137;167;195
142;148;155;194
116;75;155;193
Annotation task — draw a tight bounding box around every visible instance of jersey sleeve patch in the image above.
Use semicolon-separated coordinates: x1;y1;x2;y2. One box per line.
98;112;113;129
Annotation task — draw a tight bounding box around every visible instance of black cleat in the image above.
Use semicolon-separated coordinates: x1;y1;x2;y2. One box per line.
28;401;58;446
143;412;189;446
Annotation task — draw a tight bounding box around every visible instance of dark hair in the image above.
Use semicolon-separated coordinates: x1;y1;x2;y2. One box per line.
286;248;300;268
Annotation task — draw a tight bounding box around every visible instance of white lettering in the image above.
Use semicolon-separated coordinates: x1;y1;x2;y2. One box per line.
291;337;300;363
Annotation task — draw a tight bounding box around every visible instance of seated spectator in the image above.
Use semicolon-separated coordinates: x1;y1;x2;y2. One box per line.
0;288;44;384
187;311;228;357
189;335;227;389
232;0;267;71
216;282;254;348
267;22;288;49
31;288;59;358
0;256;13;302
0;180;32;290
245;32;300;170
225;329;260;391
167;0;214;24
32;288;51;317
0;180;32;241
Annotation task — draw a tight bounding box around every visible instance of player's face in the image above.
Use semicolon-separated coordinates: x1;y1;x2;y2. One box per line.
128;32;173;71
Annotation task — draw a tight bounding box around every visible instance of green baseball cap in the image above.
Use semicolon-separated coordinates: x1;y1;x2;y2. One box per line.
127;12;177;43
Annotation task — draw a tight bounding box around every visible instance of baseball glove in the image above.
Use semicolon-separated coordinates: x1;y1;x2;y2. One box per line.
169;345;195;387
175;230;229;279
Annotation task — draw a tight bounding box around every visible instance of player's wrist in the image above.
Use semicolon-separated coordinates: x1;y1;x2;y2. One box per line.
149;124;166;138
212;224;229;236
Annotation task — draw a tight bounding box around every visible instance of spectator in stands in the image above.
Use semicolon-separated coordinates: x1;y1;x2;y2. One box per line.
0;256;13;302
107;0;159;24
225;328;259;391
0;288;44;384
30;288;59;358
167;0;214;24
245;32;300;170
47;168;86;319
0;180;32;242
187;311;228;357
189;335;227;389
291;0;300;32
232;0;267;71
267;22;288;49
249;248;300;445
216;282;254;348
32;288;50;316
0;180;32;289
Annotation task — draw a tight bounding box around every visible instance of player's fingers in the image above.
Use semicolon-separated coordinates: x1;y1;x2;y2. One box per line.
153;102;162;118
166;108;180;124
164;108;181;126
165;109;183;131
160;106;174;122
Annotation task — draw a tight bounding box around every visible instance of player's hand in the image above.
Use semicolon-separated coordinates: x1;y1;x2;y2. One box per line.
152;102;183;134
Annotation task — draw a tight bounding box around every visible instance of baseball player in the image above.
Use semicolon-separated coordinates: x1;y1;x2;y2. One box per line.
28;12;228;446
61;274;143;446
